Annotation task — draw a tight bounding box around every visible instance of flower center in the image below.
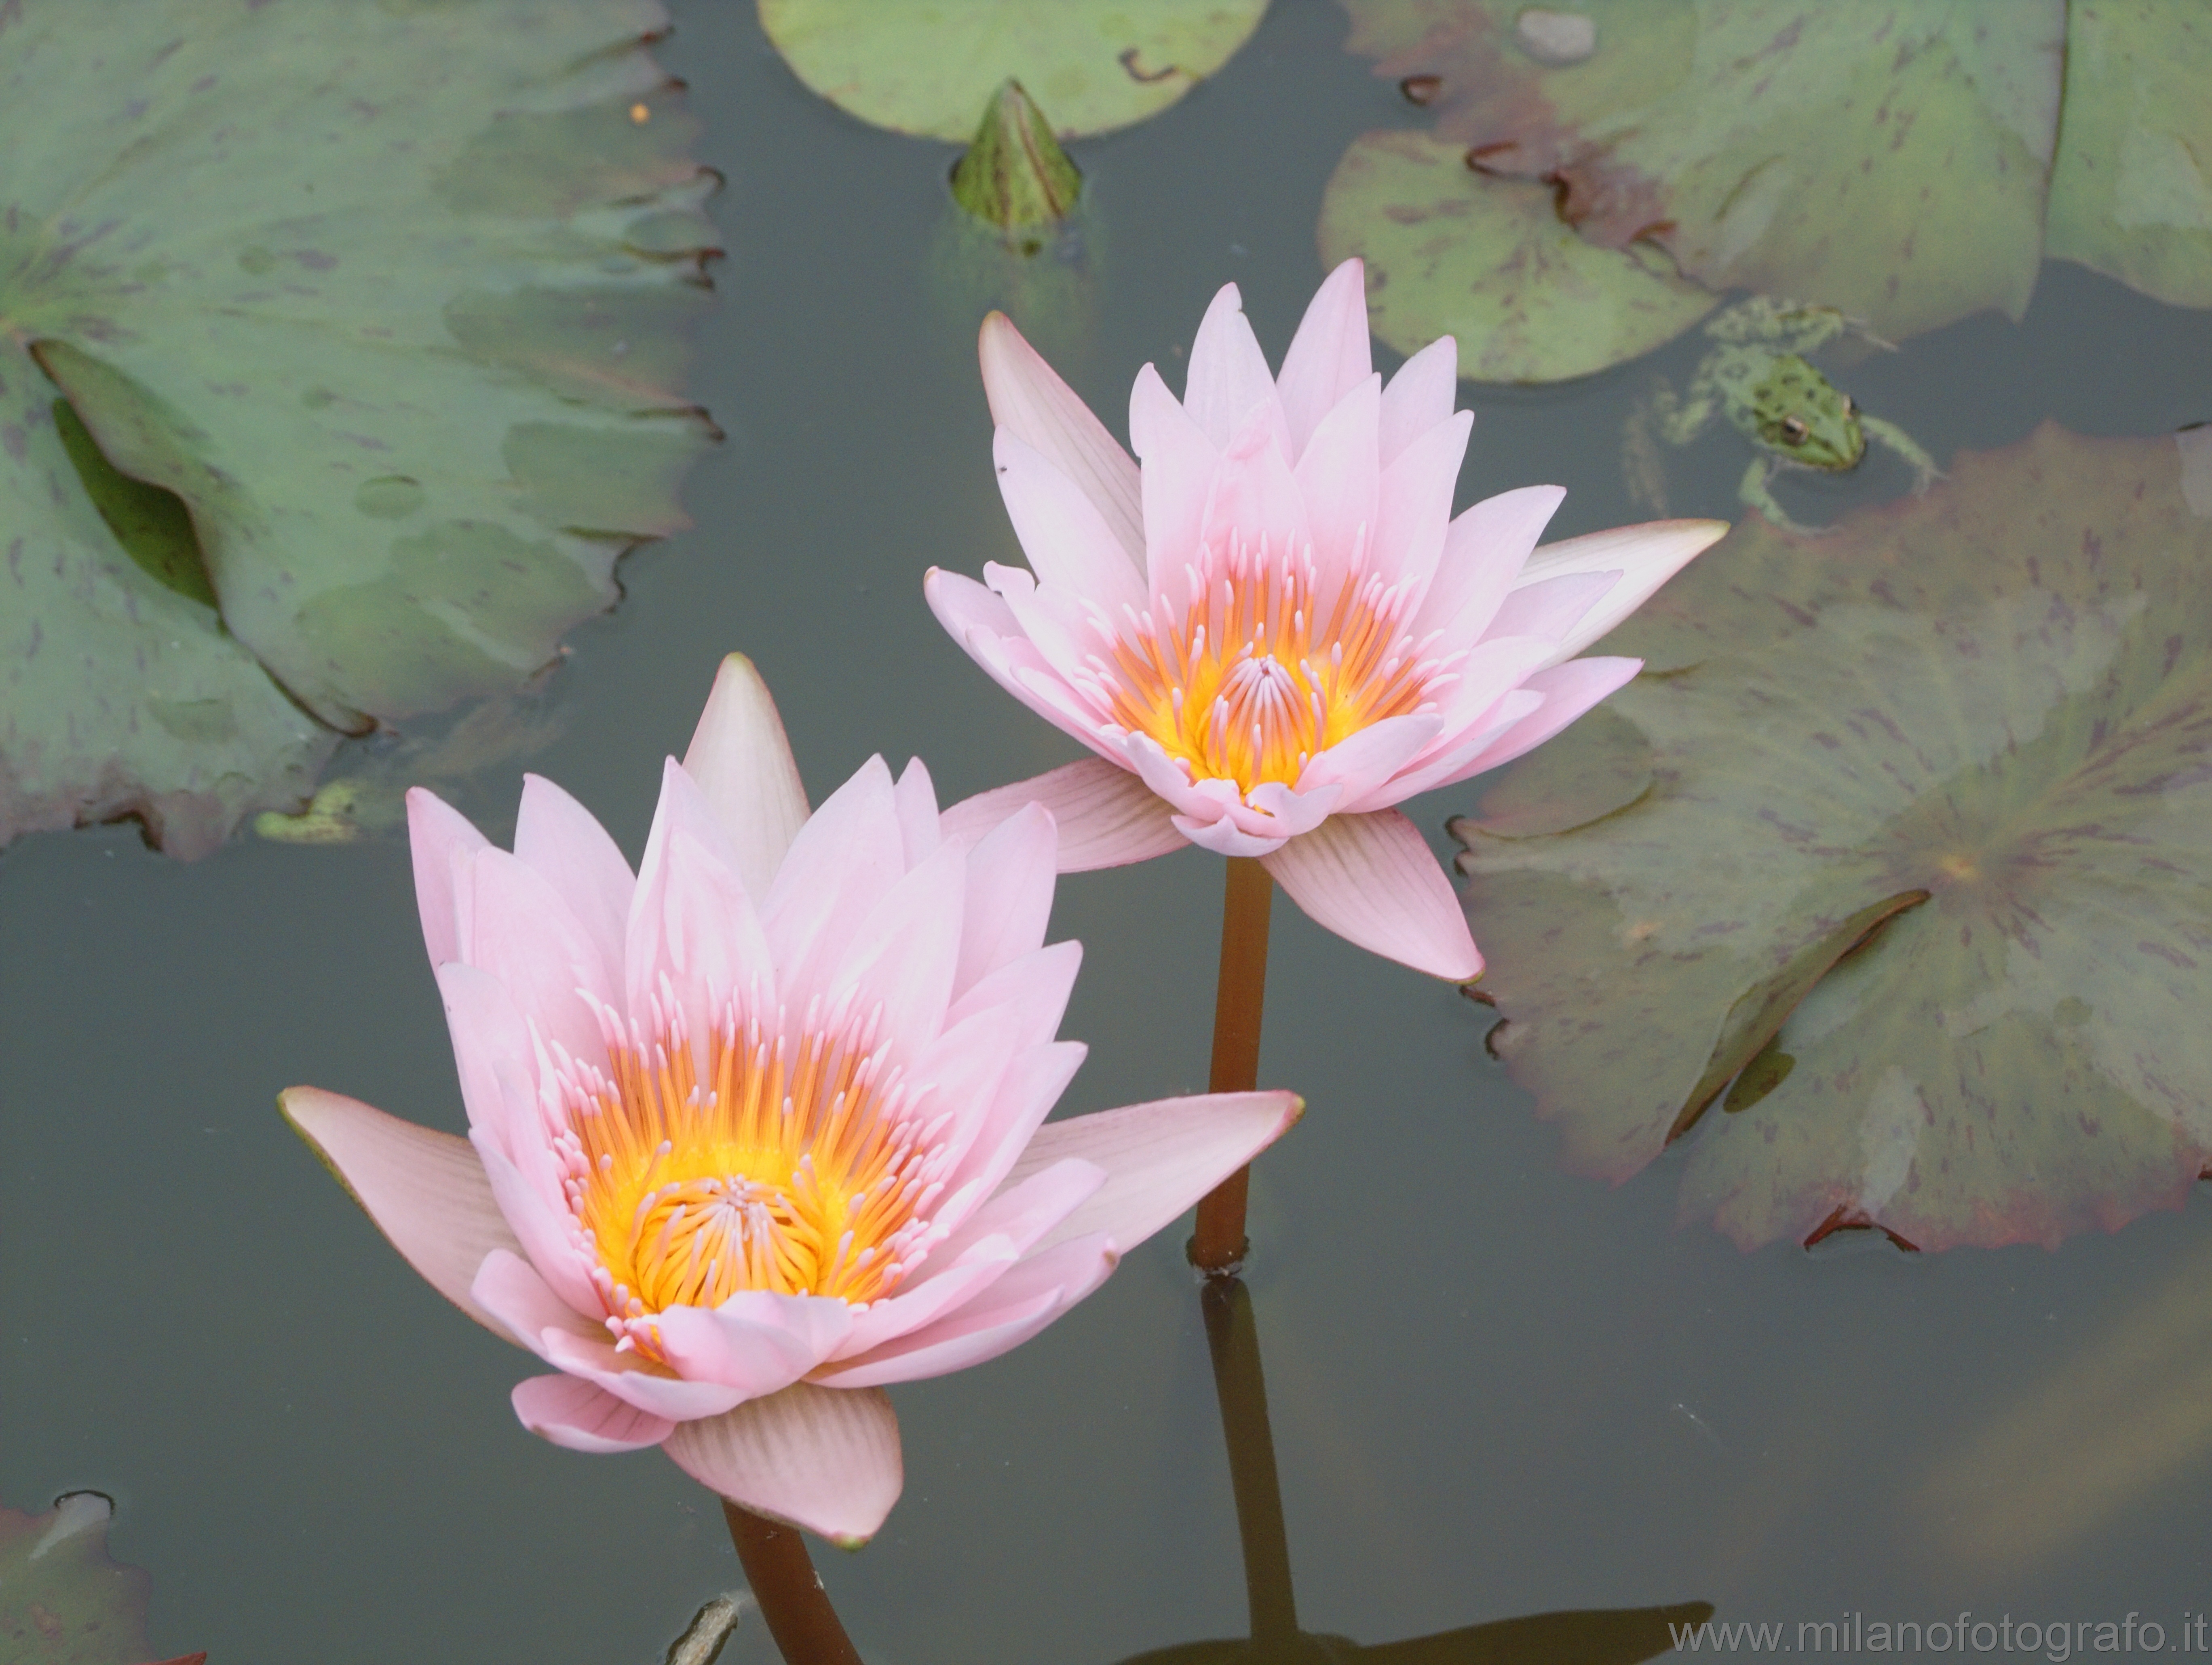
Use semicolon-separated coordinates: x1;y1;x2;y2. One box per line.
1091;537;1437;795
548;992;938;1357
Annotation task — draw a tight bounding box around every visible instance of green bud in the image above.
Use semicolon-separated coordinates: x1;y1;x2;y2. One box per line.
950;79;1081;243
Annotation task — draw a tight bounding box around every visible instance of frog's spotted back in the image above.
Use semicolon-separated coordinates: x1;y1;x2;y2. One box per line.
1746;354;1865;470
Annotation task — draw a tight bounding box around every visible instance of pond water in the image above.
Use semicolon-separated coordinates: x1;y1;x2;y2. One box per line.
6;3;2212;1661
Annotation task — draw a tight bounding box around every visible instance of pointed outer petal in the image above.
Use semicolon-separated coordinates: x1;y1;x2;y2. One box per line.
514;775;635;982
472;1253;751;1421
1292;374;1381;584
937;1039;1089;1212
280;1086;523;1338
1427;632;1570;738
1294;710;1444;802
1372;409;1472;596
979;310;1142;563
924;563;1021;644
829;1157;1106;1363
953;801;1056;1000
1275;257;1374;461
763;756;905;1001
1513;518;1729;662
471;1130;602;1320
893;758;941;870
434;961;539;1155
1004;1089;1304;1256
994;567;1118;696
1174;810;1288;859
1262;809;1482;979
1129;363;1221;594
661;1383;903;1547
459;847;614;1069
994;428;1148;618
813;837;966;1066
1357;688;1545;807
1184;282;1292;455
1478;569;1618;651
1197;405;1309;570
1378;335;1460;468
810;1232;1118;1389
869;1001;1020;1210
511;1374;673;1454
945;936;1083;1038
469;1246;607;1355
632;752;779;1026
939;759;1188;874
1431;657;1642;784
1412;484;1565;643
628;771;777;1066
683;654;812;901
648;1293;855;1399
1239;778;1343;840
407;788;489;968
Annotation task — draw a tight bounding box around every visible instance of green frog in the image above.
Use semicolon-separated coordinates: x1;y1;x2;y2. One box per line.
1623;297;1939;535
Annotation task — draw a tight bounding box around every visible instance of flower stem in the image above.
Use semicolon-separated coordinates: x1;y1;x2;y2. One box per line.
1188;856;1274;1275
1201;1275;1300;1648
721;1501;864;1665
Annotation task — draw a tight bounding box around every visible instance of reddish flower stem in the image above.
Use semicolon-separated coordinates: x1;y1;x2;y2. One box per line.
1188;856;1273;1275
722;1501;864;1665
1201;1275;1300;1648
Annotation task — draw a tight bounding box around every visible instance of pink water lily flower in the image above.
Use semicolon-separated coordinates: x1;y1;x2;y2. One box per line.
926;259;1726;979
282;655;1299;1546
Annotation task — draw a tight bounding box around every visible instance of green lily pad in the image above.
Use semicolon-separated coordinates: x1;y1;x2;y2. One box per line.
0;0;718;856
758;0;1269;140
1451;424;2212;1252
0;1491;201;1665
1337;0;2066;352
1317;129;1717;382
2045;0;2212;308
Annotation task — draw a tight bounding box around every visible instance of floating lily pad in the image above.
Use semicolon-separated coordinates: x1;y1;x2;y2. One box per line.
0;1492;201;1665
1317;129;1717;381
758;0;1268;140
1337;0;2066;354
1452;424;2212;1251
2045;0;2212;308
0;0;718;856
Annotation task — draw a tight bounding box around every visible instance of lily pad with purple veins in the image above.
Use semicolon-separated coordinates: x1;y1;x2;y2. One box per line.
0;1492;202;1665
1451;424;2212;1252
0;0;718;856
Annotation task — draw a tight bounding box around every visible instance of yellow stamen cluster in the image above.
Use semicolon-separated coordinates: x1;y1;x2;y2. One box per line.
551;993;935;1361
1086;539;1436;795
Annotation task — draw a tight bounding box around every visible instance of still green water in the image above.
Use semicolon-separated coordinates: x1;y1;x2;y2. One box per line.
6;3;2212;1660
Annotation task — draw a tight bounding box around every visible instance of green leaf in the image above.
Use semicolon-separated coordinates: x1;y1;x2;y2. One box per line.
0;1492;198;1665
1317;131;1718;382
0;0;717;855
2045;0;2212;308
758;0;1269;140
1337;0;2066;349
1453;425;2212;1251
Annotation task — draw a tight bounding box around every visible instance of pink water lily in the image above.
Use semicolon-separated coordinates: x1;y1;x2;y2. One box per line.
926;258;1726;979
282;656;1299;1546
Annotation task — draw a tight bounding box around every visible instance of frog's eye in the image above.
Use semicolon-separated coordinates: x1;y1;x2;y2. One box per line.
1780;415;1810;444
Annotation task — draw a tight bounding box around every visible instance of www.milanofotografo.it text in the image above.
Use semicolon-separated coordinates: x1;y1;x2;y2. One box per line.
1668;1612;2212;1657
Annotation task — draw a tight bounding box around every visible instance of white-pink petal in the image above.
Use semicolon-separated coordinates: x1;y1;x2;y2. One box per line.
1006;1090;1304;1256
994;428;1148;618
939;759;1188;873
407;788;488;969
683;654;812;900
979;310;1143;562
1184;282;1289;455
1412;483;1565;642
1275;257;1374;460
1378;335;1459;466
1517;518;1729;664
513;774;635;983
512;1374;675;1453
663;1383;904;1547
280;1086;522;1338
1262;810;1482;979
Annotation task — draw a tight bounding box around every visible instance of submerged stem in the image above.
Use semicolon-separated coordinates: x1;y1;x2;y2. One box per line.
1188;856;1274;1274
1202;1275;1300;1648
721;1501;864;1665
